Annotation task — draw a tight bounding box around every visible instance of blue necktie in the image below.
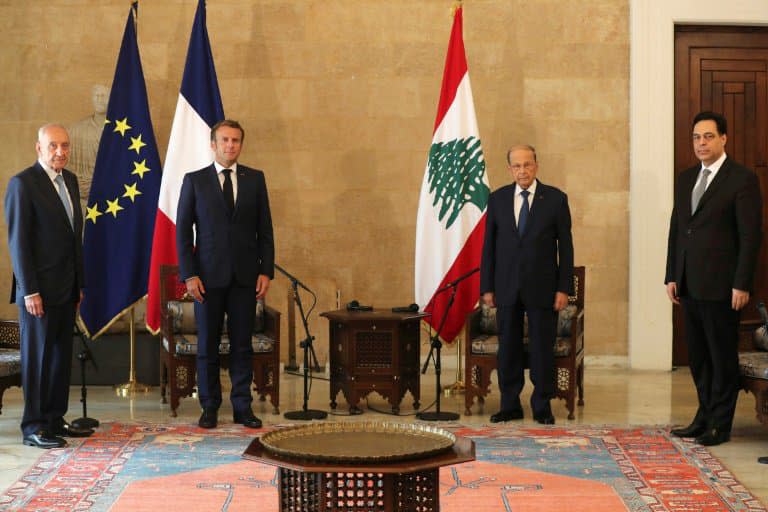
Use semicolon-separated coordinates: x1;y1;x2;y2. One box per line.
518;189;530;235
54;174;74;228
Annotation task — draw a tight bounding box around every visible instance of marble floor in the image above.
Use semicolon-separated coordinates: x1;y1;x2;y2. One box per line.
1;367;767;505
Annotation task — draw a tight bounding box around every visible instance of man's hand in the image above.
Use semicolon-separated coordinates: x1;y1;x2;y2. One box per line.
553;291;568;311
732;288;750;311
482;292;496;307
666;282;680;305
185;276;206;303
256;274;271;300
25;295;44;318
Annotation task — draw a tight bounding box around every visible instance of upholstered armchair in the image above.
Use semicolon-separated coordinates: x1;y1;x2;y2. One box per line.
159;264;280;417
0;320;21;415
464;266;585;419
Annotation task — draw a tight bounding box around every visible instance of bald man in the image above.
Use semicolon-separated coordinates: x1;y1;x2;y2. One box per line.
5;124;91;448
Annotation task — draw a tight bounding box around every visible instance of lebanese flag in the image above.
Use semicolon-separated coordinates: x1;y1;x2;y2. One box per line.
145;0;224;333
415;6;490;344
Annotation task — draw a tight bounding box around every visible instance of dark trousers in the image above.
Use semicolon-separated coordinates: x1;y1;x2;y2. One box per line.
681;297;740;432
496;297;557;416
18;302;76;436
194;284;256;413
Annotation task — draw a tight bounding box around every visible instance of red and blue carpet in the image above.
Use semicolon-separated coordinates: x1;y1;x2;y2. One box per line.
0;423;764;511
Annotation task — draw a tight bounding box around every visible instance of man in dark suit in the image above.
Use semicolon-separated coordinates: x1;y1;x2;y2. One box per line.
480;145;574;425
666;111;763;446
4;124;92;449
176;119;274;429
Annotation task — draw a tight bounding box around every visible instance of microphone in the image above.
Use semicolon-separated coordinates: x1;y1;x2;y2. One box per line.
274;263;312;293
435;267;480;294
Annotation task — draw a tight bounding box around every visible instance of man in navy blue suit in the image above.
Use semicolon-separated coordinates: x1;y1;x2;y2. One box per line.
176;120;274;429
480;145;574;425
5;124;92;448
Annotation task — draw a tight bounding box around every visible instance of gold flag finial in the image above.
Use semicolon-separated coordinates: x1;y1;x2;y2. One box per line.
451;1;462;18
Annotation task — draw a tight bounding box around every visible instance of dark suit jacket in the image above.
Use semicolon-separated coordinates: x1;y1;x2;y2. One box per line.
5;162;85;305
480;180;574;307
665;158;762;300
176;164;274;288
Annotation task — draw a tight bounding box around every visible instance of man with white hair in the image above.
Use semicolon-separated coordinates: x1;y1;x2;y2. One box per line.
5;124;91;448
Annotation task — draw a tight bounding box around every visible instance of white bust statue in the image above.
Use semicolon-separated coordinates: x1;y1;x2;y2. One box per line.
68;84;109;210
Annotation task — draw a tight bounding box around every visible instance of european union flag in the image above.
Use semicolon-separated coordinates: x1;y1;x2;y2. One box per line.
80;2;161;338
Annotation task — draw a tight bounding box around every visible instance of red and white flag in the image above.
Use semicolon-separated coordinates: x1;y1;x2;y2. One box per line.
415;6;490;343
145;0;224;333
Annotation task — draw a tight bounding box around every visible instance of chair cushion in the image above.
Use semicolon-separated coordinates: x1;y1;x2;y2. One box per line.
470;335;572;357
739;351;768;381
472;305;578;357
162;333;275;355
0;348;21;378
754;325;768;351
471;334;498;354
166;300;267;335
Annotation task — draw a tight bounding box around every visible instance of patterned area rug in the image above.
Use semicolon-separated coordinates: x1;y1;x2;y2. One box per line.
0;422;764;511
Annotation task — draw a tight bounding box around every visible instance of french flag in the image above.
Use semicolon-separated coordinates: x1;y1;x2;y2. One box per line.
146;0;224;333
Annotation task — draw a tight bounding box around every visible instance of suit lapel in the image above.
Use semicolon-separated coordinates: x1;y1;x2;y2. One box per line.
33;163;73;232
233;167;249;217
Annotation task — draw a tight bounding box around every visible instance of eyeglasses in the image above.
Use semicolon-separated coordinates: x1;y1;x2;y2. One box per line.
510;162;536;171
692;133;717;142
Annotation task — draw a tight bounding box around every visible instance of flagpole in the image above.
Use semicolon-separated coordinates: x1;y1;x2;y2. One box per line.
115;306;152;396
444;337;465;396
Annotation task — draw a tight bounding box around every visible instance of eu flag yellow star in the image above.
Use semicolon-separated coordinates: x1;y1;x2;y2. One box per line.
105;197;124;218
113;117;131;136
131;159;151;179
122;183;142;203
85;204;103;224
128;134;146;155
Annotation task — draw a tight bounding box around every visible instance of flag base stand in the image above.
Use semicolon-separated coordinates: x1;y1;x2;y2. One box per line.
443;338;465;396
114;308;152;398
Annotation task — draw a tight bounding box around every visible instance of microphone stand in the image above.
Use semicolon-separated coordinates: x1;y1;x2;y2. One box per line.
277;264;327;421
416;267;479;422
72;322;100;430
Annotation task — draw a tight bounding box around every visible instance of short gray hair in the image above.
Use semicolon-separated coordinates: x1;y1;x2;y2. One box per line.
37;123;67;141
506;144;537;165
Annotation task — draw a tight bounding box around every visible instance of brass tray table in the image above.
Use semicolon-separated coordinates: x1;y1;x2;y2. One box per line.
243;422;475;512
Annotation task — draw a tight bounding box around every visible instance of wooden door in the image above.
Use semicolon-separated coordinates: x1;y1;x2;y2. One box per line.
673;27;768;366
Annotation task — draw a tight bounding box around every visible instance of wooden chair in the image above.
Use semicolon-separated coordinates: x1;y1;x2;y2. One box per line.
159;264;281;417
739;317;768;427
464;266;585;419
0;320;21;415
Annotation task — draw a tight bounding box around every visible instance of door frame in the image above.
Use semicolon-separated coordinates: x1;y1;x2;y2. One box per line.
628;0;768;370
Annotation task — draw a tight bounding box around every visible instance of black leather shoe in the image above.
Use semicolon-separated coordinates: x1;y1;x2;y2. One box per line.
758;456;768;464
23;431;66;449
52;421;93;438
696;428;730;446
233;410;262;429
490;409;524;423
670;423;706;438
198;408;218;429
534;414;556;425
